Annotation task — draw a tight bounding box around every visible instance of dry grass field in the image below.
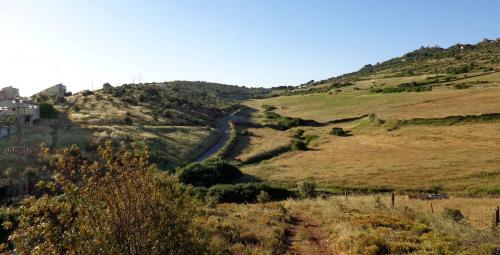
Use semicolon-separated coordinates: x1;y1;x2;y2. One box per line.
204;203;290;255
247;73;500;122
231;127;294;163
242;121;500;194
239;76;500;194
285;196;500;254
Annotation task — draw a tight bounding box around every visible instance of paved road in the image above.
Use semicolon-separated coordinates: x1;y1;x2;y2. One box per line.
194;113;243;162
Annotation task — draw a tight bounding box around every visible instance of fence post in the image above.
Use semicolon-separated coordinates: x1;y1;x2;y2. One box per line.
391;193;395;208
494;206;499;228
430;203;434;214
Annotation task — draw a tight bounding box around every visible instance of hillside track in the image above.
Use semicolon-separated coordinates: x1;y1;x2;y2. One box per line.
285;210;337;255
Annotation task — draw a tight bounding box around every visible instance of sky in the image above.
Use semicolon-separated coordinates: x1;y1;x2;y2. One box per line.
0;1;499;96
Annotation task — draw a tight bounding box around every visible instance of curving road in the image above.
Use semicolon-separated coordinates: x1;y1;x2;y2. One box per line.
193;112;243;162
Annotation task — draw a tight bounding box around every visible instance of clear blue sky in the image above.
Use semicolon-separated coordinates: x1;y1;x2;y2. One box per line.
1;0;499;96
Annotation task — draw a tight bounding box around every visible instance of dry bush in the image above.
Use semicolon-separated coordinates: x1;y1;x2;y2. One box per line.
7;141;208;255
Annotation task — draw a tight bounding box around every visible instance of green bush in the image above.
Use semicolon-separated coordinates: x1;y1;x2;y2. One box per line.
330;127;347;136
123;116;133;125
262;105;277;112
442;208;465;222
277;117;302;130
453;83;471;89
299;181;317;199
291;139;307;151
207;183;293;203
178;159;242;187
256;191;271;203
293;129;305;139
39;103;58;119
0;207;15;247
265;111;280;119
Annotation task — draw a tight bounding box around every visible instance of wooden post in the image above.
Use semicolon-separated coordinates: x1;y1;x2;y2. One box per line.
494;206;499;228
344;190;348;199
430;203;434;214
391;193;395;208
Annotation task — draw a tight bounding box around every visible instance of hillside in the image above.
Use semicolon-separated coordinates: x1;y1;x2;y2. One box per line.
230;39;500;195
2;39;500;255
296;38;500;92
0;81;270;203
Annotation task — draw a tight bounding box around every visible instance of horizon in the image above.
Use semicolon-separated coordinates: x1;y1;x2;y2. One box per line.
1;0;499;96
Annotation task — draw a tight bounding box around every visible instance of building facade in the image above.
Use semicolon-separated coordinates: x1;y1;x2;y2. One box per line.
38;84;67;97
0;99;40;138
0;86;20;100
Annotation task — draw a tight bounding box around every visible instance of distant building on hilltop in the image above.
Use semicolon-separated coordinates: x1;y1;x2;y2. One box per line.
0;86;40;138
37;83;67;97
0;86;20;100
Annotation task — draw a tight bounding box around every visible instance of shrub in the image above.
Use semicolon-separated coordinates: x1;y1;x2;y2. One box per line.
265;111;280;119
39;103;58;119
0;207;15;248
303;134;319;144
330;127;347;136
207;183;293;203
178;159;243;187
291;139;307;151
123;116;133;125
299;181;317;199
453;83;471;89
442;208;465;222
8;141;208;254
277;117;301;130
102;83;113;94
256;191;271;203
262;105;277;112
293;129;305;139
72;104;81;112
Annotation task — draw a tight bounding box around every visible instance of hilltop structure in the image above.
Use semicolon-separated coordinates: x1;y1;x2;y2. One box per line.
0;86;40;138
37;83;68;97
0;86;20;100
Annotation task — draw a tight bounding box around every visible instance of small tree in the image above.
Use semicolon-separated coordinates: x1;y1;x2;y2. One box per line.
330;127;347;136
291;139;307;151
39;103;58;119
293;129;305;139
256;191;271;203
299;181;317;199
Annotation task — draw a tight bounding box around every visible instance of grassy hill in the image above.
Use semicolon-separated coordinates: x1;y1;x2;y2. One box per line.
232;39;500;195
0;81;270;202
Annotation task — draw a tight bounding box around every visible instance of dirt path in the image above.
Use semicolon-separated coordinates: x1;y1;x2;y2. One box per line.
285;211;337;255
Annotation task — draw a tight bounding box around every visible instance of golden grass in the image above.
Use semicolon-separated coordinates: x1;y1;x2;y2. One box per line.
285;196;500;254
246;85;500;122
204;203;289;255
242;122;500;194
400;197;500;230
68;94;163;125
90;125;218;168
233;127;294;163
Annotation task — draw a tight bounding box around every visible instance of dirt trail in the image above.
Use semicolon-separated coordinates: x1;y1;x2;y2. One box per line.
286;210;337;255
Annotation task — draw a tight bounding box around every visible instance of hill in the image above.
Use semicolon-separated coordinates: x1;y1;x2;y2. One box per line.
290;38;500;94
231;39;500;195
0;81;270;203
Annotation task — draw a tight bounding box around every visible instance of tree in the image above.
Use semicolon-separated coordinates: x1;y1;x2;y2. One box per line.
102;83;113;94
7;141;208;254
39;103;58;119
299;181;317;199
